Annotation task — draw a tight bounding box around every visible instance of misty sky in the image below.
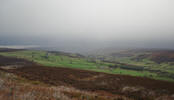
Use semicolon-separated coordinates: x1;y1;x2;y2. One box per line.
0;0;174;52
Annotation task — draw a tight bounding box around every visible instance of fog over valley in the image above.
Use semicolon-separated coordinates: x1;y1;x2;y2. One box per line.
1;0;174;53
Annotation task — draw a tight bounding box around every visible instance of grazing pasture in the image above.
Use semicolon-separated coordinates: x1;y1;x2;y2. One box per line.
0;50;174;81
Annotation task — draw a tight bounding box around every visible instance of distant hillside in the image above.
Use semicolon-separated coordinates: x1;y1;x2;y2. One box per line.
0;48;25;52
107;49;174;63
150;51;174;63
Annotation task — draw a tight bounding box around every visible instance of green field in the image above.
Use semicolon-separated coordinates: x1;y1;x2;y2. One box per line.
113;56;174;73
0;50;112;71
0;50;174;82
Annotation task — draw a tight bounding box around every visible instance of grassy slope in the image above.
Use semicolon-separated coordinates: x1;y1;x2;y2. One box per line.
0;50;110;69
0;50;173;81
107;55;174;81
114;56;174;73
